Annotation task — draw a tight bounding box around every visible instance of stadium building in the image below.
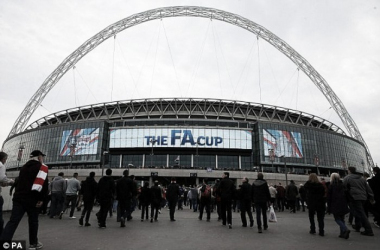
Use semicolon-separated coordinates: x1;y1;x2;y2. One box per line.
2;98;368;185
1;7;372;185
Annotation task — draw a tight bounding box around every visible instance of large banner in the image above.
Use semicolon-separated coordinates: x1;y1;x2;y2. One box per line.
263;129;303;158
110;128;252;149
60;128;99;156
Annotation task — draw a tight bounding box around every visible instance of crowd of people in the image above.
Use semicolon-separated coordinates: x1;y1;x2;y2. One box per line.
0;149;379;249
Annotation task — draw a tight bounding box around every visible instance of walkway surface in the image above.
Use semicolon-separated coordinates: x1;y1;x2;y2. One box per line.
3;206;379;250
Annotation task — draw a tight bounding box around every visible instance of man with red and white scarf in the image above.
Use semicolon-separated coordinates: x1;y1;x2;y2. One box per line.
0;150;49;250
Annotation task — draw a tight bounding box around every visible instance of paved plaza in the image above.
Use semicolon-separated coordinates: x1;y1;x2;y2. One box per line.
3;206;379;250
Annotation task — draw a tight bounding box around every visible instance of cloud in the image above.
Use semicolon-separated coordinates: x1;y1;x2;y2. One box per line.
1;0;379;166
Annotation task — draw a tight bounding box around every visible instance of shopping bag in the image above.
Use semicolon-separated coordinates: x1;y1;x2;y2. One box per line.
268;205;277;222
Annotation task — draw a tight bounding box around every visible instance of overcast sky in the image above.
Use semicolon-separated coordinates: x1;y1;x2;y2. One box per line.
1;0;379;167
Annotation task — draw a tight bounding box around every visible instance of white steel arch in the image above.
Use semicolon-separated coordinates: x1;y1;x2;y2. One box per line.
6;6;374;167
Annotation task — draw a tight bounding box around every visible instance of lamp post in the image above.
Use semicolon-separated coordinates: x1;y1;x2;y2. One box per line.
268;149;275;173
280;155;288;186
69;142;77;170
101;150;109;176
195;142;199;168
314;154;320;175
150;139;157;168
17;145;25;170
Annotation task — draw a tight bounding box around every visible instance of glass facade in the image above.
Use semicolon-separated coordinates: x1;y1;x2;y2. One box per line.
3;122;105;169
2;119;369;174
258;122;368;173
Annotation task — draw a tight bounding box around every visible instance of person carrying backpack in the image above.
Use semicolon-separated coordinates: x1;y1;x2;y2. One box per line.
199;178;212;221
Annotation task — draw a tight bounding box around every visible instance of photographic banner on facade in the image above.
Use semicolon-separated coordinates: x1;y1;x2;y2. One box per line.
60;128;99;156
263;129;303;158
109;127;252;149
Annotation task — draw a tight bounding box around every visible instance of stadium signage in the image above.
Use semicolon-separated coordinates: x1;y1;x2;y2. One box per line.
145;130;223;146
110;127;252;149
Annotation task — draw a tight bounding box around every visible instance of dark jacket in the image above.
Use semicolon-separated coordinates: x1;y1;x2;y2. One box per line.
13;159;48;204
327;180;349;215
116;176;136;201
285;183;298;201
251;179;271;203
97;175;115;202
299;185;307;200
240;182;252;201
166;182;180;202
276;185;286;198
150;185;162;206
368;173;380;202
343;173;374;201
304;181;325;210
219;177;235;202
82;176;98;203
139;186;151;205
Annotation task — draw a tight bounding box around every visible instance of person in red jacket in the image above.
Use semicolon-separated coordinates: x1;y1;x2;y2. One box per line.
0;150;49;250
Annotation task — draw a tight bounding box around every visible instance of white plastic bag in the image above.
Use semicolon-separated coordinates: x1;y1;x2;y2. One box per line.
268;205;277;222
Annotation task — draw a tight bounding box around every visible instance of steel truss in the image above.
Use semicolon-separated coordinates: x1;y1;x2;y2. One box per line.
6;6;373;167
26;98;345;134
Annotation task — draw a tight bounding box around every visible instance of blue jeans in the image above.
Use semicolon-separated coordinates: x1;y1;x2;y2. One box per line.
255;202;268;229
351;200;373;233
333;214;348;234
63;194;78;217
0;200;40;245
191;198;198;211
49;192;64;217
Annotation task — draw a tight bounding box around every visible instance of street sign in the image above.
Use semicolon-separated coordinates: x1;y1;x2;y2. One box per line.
151;172;158;177
190;173;197;177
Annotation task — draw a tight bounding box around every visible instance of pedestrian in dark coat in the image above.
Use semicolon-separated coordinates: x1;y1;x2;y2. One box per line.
166;177;180;221
97;168;115;228
140;181;151;221
286;180;298;213
368;166;380;228
304;173;326;236
150;181;162;222
79;172;98;226
327;173;350;239
251;173;271;233
240;177;254;227
116;169;136;227
218;172;235;229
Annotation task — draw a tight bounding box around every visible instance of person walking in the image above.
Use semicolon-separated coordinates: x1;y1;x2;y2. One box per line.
198;179;212;221
299;184;307;212
49;172;66;219
0;150;48;250
150;180;162;222
343;166;375;236
79;172;97;227
368;166;380;228
218;172;235;229
327;173;350;239
116;169;136;227
140;181;151;221
304;173;326;236
213;179;222;221
190;185;199;212
286;180;298;213
240;177;254;228
0;152;14;236
276;183;286;212
251;173;271;233
97;169;115;228
59;173;81;219
166;177;180;221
